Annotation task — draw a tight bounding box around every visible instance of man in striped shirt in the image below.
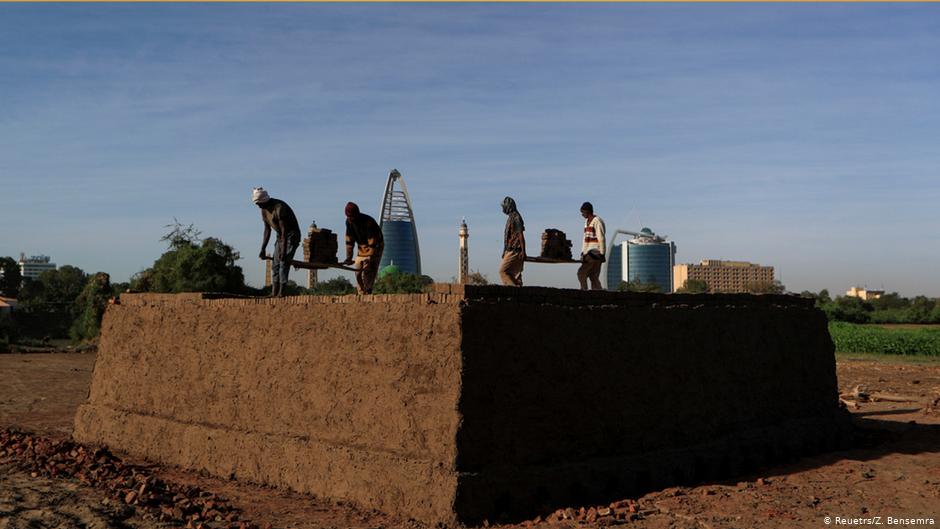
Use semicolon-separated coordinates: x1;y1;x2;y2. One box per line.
577;201;606;290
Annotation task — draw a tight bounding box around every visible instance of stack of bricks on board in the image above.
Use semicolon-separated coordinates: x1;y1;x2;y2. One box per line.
540;229;573;260
305;227;338;263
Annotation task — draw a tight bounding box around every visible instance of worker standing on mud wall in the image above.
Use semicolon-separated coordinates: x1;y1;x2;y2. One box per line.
253;187;302;297
498;196;526;286
577;201;606;290
342;202;385;294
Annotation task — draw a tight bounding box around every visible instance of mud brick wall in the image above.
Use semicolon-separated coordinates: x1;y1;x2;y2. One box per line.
452;286;847;521
74;292;466;523
74;287;847;525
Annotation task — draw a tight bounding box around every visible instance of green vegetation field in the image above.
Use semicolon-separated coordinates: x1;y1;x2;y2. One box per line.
829;322;940;357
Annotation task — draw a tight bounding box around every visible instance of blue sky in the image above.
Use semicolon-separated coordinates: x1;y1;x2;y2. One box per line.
2;4;939;295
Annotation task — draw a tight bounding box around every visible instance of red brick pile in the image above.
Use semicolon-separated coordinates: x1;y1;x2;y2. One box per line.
522;499;645;526
0;429;264;529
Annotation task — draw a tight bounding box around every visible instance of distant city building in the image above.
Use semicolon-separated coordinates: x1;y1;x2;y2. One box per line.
378;169;421;275
458;218;469;284
17;253;56;282
605;227;676;293
673;260;774;293
845;287;883;301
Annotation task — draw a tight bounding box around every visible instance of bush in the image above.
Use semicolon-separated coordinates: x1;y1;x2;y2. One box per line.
676;278;708;293
70;272;112;342
617;279;662;293
820;296;872;324
132;221;249;295
309;277;356;296
0;312;17;351
373;269;433;294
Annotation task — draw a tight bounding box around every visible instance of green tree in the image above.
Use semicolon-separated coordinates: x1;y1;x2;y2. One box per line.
930;304;940;324
676;278;708;293
309;277;356;295
817;289;832;304
0;257;22;298
744;280;786;294
70;272;112;342
131;221;247;294
822;295;872;323
279;280;304;296
111;281;130;296
18;265;88;313
373;269;434;294
617;279;663;293
907;296;935;323
869;292;909;311
0;312;17;351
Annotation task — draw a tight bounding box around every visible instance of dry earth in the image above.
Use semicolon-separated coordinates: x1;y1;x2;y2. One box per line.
2;352;939;529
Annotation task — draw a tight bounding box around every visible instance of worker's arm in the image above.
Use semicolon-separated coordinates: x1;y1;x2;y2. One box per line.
343;220;355;265
259;212;271;260
596;218;606;256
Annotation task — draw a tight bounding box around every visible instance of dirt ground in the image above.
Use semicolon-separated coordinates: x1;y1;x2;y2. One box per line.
2;352;939;529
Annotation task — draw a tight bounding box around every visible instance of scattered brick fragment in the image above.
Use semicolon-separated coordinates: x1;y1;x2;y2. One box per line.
0;428;262;529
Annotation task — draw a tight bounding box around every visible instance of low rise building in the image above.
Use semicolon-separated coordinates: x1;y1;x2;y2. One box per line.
673;259;774;293
17;253;56;282
845;287;883;301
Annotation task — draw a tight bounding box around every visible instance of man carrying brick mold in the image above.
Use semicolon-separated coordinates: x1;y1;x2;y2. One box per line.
577;201;606;290
499;196;526;286
253;187;301;297
342;202;384;294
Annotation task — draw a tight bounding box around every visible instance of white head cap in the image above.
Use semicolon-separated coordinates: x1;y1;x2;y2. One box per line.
252;187;270;204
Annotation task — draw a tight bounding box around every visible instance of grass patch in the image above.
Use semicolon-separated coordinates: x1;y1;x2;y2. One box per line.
830;321;940;357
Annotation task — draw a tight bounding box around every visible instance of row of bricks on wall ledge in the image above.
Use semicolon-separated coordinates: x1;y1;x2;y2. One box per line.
116;287;814;310
117;292;465;306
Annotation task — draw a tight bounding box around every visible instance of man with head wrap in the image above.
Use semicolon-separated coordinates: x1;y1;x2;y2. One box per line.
499;196;526;286
252;187;301;297
342;202;385;294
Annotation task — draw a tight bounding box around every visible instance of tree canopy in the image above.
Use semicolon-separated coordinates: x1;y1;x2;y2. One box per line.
17;265;88;313
676;278;708;293
309;277;357;295
373;268;434;294
617;279;663;293
70;272;112;342
131;221;247;294
0;257;22;298
743;280;786;295
817;291;940;324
